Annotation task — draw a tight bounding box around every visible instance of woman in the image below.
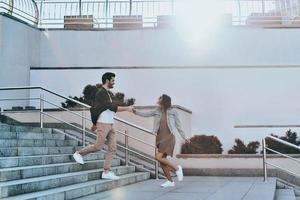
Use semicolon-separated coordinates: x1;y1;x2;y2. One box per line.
133;94;190;187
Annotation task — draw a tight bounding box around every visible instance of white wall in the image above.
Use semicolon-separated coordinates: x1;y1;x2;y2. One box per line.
32;22;300;151
0;14;40;110
38;26;300;68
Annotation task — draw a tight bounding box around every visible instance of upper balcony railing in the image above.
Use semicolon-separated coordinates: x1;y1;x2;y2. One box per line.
231;0;300;27
0;0;39;25
0;0;174;28
2;0;300;29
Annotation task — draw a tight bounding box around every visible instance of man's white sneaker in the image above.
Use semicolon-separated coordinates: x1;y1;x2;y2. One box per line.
161;180;175;188
102;171;120;180
176;165;183;181
73;152;84;164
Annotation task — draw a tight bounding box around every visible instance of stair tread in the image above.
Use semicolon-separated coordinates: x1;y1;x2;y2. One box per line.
0;152;102;159
0;146;81;149
0;166;134;187
0;159;117;171
1;172;149;200
276;189;296;200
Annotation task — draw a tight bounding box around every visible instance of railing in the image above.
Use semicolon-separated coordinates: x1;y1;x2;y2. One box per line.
0;86;159;179
235;124;300;181
0;0;39;25
262;135;300;181
0;0;174;28
36;0;174;28
231;0;300;26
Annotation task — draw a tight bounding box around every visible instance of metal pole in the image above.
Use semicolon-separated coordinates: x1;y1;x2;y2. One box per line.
104;0;109;28
262;0;265;14
8;0;13;15
155;148;159;179
79;0;82;16
82;110;86;147
129;0;132;15
171;0;174;15
39;0;45;26
40;94;44;128
125;129;129;166
262;138;267;182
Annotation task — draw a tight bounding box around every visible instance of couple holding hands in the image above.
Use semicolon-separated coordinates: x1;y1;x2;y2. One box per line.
73;72;191;187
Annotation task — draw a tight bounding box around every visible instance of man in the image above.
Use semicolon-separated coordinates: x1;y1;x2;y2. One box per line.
73;72;132;180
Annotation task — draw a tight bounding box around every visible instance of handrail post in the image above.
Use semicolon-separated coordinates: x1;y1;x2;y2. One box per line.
8;0;14;15
125;129;129;166
262;137;267;182
129;0;132;16
155;148;159;179
82;109;86;147
40;94;44;128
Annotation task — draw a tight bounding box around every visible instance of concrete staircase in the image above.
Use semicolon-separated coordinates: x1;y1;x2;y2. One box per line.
0;123;150;200
275;179;300;200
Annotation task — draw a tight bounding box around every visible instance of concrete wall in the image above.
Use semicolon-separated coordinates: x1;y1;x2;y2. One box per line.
0;14;40;110
38;27;300;68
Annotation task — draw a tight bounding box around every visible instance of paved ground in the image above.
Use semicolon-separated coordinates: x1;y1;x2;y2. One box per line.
75;176;277;200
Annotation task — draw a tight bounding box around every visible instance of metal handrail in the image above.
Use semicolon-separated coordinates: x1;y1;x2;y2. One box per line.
0;86;159;179
0;0;39;25
235;124;300;181
263;135;300;181
266;135;300;151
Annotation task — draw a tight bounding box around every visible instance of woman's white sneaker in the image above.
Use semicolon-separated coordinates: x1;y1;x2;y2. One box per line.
73;152;84;164
102;171;120;180
161;180;175;187
176;165;183;181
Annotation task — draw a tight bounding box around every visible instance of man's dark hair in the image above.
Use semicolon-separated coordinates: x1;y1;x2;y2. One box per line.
102;72;116;84
161;94;171;110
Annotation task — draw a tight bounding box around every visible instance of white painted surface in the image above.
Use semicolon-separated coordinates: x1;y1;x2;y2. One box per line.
0;15;40;109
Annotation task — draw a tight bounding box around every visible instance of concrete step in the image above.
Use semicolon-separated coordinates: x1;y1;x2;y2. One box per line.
0;146;82;157
0;139;79;147
0;166;135;198
0;152;105;168
0;124;12;132
0;159;121;181
275;189;296;200
0;132;65;140
1;172;150;200
0;124;52;133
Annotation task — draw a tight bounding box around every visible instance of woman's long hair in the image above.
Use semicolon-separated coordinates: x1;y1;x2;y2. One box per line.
161;94;172;111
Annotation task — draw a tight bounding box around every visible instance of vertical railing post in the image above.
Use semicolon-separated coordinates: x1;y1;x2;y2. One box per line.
238;0;242;25
155;148;159;179
262;138;267;182
39;0;45;26
8;0;14;15
262;0;265;14
40;94;44;128
171;0;175;15
125;129;129;166
82;109;86;147
79;0;82;16
105;0;109;28
129;0;132;15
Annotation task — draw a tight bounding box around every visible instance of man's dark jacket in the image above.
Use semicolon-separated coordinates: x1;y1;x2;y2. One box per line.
90;87;118;125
